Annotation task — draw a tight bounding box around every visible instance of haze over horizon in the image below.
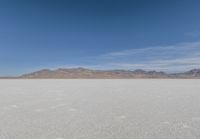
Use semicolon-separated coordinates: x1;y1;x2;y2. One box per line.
1;0;200;76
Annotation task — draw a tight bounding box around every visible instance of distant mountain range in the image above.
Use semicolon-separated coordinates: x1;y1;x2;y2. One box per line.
1;67;199;79
1;68;200;79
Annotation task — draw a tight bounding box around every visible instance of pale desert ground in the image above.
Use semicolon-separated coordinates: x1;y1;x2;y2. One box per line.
0;79;200;139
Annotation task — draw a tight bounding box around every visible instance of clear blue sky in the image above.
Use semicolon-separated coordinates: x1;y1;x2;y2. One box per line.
1;0;200;75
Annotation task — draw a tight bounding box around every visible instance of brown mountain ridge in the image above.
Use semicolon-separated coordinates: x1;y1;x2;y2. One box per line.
15;68;200;79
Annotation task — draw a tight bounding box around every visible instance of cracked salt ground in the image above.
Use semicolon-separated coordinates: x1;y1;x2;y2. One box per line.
50;104;67;109
10;105;18;108
35;109;44;112
68;108;77;112
192;117;200;121
162;121;170;125
115;115;127;121
55;137;65;139
0;79;200;139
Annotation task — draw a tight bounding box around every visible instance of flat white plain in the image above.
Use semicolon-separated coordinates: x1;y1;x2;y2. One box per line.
0;79;200;139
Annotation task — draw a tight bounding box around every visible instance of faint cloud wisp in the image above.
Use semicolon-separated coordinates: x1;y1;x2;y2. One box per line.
99;42;200;72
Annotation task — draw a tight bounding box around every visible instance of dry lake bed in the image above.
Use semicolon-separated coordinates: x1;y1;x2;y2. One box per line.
0;79;200;139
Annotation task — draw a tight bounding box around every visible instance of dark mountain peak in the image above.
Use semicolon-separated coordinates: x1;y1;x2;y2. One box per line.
72;67;91;71
56;67;90;71
183;69;200;77
133;69;146;74
147;70;166;75
186;69;200;73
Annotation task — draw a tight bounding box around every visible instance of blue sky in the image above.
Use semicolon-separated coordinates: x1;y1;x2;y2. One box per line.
1;0;200;75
